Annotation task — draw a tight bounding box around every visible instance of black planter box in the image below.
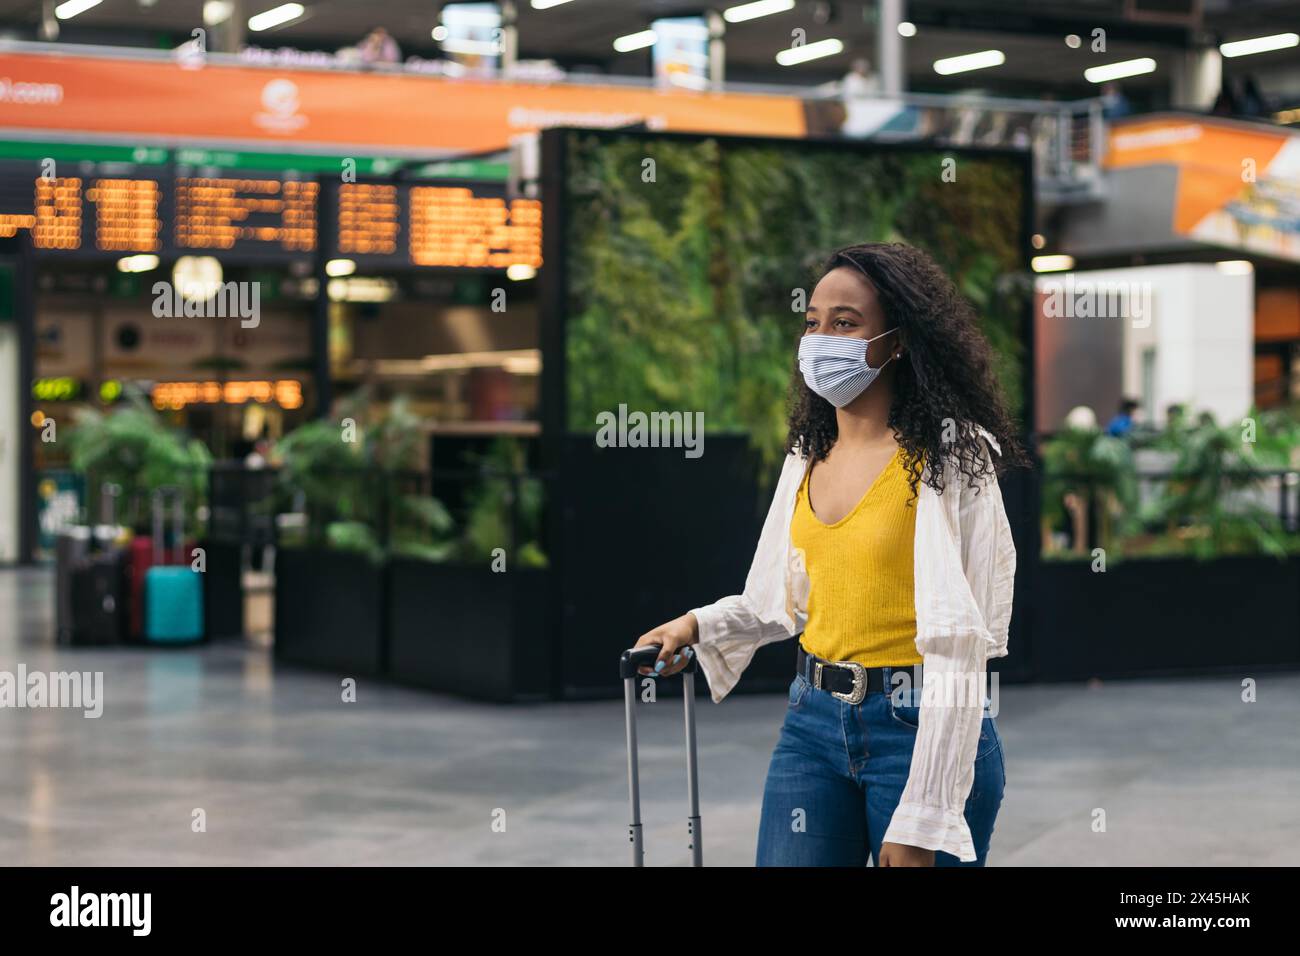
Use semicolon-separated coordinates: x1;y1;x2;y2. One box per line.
1031;554;1300;681
274;547;387;678
387;558;550;702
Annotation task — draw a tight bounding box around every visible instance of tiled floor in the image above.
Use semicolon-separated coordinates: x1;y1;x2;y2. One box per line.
1;567;1296;865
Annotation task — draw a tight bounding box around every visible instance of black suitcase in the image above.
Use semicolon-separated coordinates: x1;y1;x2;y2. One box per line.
54;527;92;644
61;483;129;647
67;550;128;646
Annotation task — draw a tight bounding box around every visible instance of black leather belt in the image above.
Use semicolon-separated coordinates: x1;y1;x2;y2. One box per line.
796;645;920;706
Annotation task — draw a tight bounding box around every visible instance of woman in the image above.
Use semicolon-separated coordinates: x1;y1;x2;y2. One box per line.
633;241;1025;867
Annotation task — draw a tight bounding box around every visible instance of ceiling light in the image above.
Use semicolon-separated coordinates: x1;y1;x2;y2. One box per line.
432;25;449;41
897;22;917;38
507;264;537;281
613;30;657;53
54;0;102;18
325;259;356;277
934;49;1005;76
248;3;304;33
1031;255;1074;273
776;38;843;66
724;0;795;23
1220;33;1299;58
531;0;576;8
1215;260;1253;275
1065;34;1081;49
1084;57;1156;84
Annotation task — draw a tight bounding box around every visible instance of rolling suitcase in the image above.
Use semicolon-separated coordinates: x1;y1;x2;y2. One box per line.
60;483;129;647
68;550;128;645
127;535;155;641
620;644;702;867
55;526;92;644
144;489;204;644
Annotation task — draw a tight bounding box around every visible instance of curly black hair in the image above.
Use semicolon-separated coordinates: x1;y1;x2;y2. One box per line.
786;241;1028;500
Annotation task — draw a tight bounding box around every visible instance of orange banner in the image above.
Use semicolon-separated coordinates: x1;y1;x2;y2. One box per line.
1105;116;1293;234
0;51;806;154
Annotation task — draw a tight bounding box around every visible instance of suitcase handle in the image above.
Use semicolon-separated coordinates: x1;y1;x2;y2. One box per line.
619;643;698;679
151;487;187;567
622;643;702;867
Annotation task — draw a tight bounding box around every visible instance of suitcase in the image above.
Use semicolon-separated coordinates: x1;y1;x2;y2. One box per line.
59;483;129;647
128;535;155;641
144;489;204;644
68;550;128;645
54;526;92;644
620;644;702;867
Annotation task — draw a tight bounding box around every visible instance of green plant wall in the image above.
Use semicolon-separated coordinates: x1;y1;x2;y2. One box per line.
563;131;1028;473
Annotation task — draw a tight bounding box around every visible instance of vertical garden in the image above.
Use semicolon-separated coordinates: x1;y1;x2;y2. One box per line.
562;131;1029;474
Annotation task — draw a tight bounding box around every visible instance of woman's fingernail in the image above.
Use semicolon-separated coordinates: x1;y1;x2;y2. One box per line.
654;661;665;673
672;654;681;664
684;647;694;657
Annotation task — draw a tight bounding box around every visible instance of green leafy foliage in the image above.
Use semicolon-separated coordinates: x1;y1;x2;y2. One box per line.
65;385;210;533
563;133;1027;476
1042;408;1300;561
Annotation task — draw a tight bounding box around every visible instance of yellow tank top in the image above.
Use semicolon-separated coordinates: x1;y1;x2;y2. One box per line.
790;446;922;667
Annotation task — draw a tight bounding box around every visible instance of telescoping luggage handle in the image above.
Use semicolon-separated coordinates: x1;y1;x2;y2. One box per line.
151;487;188;567
620;644;702;867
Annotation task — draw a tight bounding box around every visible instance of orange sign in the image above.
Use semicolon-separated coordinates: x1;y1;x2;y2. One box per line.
1105;115;1300;260
0;51;806;154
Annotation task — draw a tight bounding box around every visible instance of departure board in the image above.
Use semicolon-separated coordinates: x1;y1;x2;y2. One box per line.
336;179;542;270
0;159;541;270
174;176;318;254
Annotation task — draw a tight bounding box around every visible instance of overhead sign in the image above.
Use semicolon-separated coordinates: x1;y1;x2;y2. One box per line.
0;50;806;154
1106;115;1300;261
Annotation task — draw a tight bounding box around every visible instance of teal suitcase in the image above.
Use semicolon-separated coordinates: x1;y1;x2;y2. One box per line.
144;489;204;643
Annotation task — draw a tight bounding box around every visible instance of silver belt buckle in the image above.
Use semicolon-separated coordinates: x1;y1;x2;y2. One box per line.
816;659;867;705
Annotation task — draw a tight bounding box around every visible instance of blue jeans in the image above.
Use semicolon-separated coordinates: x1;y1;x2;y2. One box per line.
756;668;1005;866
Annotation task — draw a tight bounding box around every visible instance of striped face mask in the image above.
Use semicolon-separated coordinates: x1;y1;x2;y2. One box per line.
798;329;899;407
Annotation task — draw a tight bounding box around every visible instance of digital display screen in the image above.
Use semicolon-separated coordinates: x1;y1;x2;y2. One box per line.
0;160;542;270
336;180;542;270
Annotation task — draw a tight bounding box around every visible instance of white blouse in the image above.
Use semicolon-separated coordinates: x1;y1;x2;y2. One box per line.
688;427;1016;862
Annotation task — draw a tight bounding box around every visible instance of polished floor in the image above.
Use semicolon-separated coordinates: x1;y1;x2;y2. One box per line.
1;566;1297;866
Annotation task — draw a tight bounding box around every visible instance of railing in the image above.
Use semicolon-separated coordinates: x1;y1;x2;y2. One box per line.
1042;467;1300;558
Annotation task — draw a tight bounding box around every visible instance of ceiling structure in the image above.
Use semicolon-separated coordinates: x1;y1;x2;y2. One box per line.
0;1;1296;101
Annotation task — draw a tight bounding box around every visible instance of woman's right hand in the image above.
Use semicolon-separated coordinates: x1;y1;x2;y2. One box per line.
633;613;700;678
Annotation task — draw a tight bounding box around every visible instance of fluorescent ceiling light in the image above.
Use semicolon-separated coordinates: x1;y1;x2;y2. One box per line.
776;38;843;66
55;0;102;19
1220;33;1299;58
532;0;577;8
724;0;795;23
1084;57;1156;84
934;49;1005;75
248;3;304;32
325;259;356;277
613;30;657;53
1031;255;1074;273
507;264;537;281
898;22;917;38
1215;260;1253;275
